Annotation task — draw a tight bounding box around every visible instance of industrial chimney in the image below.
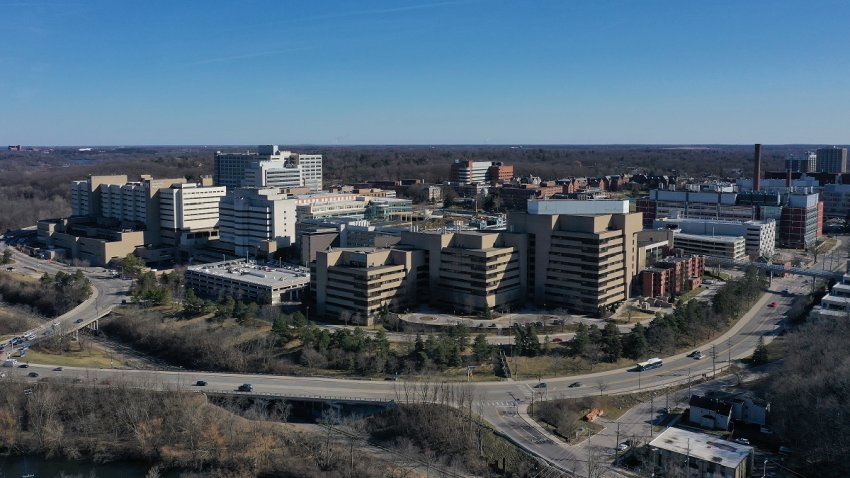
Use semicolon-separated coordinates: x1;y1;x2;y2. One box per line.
753;144;762;192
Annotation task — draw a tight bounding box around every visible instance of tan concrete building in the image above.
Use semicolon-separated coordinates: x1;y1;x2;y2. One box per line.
399;231;527;314
509;207;642;315
313;248;425;325
38;217;145;266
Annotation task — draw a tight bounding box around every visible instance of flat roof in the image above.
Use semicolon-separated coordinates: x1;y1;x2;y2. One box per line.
188;260;309;288
649;428;752;469
675;232;744;244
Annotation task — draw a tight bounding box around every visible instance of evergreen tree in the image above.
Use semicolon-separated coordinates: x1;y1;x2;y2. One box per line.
472;334;492;363
752;336;769;364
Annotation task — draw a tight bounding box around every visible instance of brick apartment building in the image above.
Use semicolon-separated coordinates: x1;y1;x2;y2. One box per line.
640;253;704;298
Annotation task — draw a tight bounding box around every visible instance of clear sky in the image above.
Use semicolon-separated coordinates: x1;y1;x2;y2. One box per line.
2;0;848;145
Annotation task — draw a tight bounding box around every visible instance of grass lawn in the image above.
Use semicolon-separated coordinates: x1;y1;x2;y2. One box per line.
676;287;703;304
509;355;633;380
817;237;837;254
26;341;123;368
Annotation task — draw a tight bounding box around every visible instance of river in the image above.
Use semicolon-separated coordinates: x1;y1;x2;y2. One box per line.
0;456;183;478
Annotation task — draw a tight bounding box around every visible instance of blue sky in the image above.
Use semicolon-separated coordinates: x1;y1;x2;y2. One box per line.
1;0;848;145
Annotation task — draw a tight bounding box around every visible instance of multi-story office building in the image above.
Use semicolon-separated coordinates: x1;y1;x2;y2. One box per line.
672;232;746;260
821;183;850;219
509;200;642;315
816;146;848;173
653;217;775;258
637;190;757;228
186;260;309;305
639;189;821;249
450;160;513;184
312;248;425;324
219;188;297;257
399;231;528;314
51;175;221;265
779;192;823;248
244;160;303;189
159;182;227;247
785;152;817;173
214;145;322;191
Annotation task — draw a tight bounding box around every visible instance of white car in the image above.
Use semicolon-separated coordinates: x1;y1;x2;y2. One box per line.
616;442;630;451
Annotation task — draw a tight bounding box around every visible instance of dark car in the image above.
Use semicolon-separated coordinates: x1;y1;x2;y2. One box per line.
74;318;84;323
28;372;39;378
18;363;28;368
533;382;548;389
568;382;582;388
53;366;63;372
238;383;253;392
195;380;208;387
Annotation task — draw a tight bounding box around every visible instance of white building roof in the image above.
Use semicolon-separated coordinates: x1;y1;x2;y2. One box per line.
649;428;752;469
527;199;629;215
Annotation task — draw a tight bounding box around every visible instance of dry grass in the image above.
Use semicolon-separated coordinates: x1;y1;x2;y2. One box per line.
25;340;123;368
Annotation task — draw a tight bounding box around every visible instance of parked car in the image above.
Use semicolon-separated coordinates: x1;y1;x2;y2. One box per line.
616;442;630;451
568;382;582;388
27;372;39;378
195;380;207;387
238;383;253;392
533;382;547;389
735;438;750;445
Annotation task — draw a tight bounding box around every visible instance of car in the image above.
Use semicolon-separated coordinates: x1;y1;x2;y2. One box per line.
734;438;750;445
74;318;83;323
551;337;563;343
768;302;778;308
18;363;28;368
533;382;547;389
195;380;207;387
568;382;582;388
782;288;790;296
53;367;63;372
616;442;630;451
693;351;703;359
487;324;497;328
760;426;774;435
27;372;39;378
238;383;253;392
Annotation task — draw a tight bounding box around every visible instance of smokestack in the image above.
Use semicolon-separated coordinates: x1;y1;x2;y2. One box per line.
753;144;762;192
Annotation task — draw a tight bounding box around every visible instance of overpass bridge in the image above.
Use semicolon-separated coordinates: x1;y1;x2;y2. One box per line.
705;256;845;280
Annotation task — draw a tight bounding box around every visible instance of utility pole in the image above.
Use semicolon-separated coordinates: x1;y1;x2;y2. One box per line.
615;422;621;464
688;368;692;398
665;386;669;411
649;394;654;439
712;344;717;378
727;337;732;366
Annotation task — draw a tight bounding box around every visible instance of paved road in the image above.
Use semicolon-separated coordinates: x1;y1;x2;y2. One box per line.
0;245;132;357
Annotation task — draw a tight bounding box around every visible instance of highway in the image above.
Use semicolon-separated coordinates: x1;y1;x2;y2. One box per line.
0;246;132;357
1;238;843;476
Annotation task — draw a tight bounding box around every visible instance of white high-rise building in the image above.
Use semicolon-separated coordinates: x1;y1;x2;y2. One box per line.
219;188;297;257
215;145;322;192
160;183;226;231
